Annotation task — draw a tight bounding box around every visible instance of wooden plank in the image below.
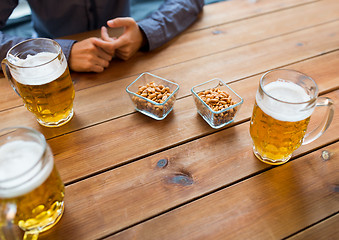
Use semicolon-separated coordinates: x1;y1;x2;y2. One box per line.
190;0;318;32
38;93;339;239
1;0;338;111
105;142;339;240
0;75;22;111
288;214;339;240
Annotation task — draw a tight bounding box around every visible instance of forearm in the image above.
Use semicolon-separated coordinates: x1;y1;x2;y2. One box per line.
137;0;204;51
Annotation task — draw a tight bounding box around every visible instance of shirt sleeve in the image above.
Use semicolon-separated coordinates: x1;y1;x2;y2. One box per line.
0;32;28;62
0;0;22;62
137;0;204;51
54;39;77;61
0;31;76;64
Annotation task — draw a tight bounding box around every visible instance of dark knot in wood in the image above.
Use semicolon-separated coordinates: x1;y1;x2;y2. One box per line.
157;159;168;168
168;174;194;186
212;30;224;35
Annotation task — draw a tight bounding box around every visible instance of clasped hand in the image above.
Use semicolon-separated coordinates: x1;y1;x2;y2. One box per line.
69;17;144;72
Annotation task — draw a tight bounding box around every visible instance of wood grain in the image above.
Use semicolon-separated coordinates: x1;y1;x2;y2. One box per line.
106;142;339;240
288;214;339;240
190;0;318;31
39;90;339;240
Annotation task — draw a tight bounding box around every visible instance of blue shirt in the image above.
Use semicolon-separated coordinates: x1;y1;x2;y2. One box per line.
0;0;204;62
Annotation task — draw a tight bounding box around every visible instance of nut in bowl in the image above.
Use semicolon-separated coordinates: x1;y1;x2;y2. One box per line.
126;72;179;120
191;79;243;129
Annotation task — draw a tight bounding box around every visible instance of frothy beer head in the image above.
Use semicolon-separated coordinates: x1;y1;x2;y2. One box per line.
256;80;313;122
10;52;67;86
0;140;53;198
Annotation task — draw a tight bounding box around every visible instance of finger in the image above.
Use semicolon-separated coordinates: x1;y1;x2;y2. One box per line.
101;26;111;42
115;52;127;61
92;38;115;55
94;57;110;69
115;50;129;61
107;17;134;29
73;59;106;73
87;53;110;69
96;46;113;62
91;65;105;73
98;37;126;52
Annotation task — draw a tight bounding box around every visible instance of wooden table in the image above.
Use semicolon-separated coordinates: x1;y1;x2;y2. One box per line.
1;0;339;239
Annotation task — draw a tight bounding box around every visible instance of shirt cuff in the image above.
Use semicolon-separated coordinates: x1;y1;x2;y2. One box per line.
55;39;77;61
138;19;166;51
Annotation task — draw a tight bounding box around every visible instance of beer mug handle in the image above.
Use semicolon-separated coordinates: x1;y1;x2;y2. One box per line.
0;201;39;240
0;202;20;240
1;59;21;97
302;97;334;145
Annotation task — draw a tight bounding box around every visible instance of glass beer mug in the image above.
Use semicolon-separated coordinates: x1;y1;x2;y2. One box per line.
2;38;75;127
0;127;65;240
250;69;334;165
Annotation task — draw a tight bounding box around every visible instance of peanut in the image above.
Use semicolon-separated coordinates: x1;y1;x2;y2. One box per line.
132;81;175;118
195;87;238;126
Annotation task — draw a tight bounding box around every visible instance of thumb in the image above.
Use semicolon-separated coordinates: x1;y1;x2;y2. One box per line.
107;17;135;29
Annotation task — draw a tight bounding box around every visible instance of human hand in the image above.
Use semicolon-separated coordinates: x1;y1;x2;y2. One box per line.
100;17;144;60
69;38;113;72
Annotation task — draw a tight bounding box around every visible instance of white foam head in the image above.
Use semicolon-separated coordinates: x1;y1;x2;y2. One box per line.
10;52;67;86
0;140;53;198
256;80;314;122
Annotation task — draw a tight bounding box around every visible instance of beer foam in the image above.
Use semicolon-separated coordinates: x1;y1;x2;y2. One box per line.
0;140;53;198
10;52;67;86
256;80;313;122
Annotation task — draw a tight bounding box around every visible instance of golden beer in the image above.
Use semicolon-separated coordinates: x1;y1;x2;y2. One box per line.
14;58;75;127
2;39;75;127
250;78;314;165
0;127;64;238
250;101;310;163
1;166;64;233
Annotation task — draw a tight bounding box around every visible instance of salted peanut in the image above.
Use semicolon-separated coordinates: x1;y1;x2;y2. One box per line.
133;81;175;118
155;87;161;92
149;93;157;99
139;86;147;91
196;87;238;125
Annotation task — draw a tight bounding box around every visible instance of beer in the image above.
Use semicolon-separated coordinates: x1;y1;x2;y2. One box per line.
250;80;312;164
11;52;75;127
0;140;64;233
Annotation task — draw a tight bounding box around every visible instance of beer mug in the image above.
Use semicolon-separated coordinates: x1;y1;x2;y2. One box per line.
250;69;334;165
0;127;65;239
2;38;75;127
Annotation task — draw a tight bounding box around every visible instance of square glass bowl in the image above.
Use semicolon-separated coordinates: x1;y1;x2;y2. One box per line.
126;72;179;120
191;79;243;129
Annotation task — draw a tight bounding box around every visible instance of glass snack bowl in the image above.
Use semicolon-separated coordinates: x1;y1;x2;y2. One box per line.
126;72;179;120
191;79;243;129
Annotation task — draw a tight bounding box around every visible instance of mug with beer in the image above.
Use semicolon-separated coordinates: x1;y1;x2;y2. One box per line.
2;38;75;127
0;127;64;240
250;69;334;165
